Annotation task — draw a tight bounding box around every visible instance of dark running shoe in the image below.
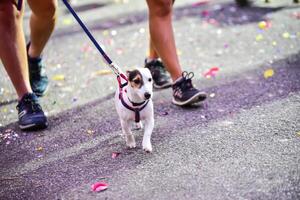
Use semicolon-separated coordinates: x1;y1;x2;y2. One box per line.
17;93;48;131
172;71;207;106
145;59;172;89
27;43;49;97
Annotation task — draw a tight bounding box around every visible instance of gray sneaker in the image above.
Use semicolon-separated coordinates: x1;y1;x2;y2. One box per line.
172;71;207;106
27;43;49;97
145;59;172;89
17;93;48;131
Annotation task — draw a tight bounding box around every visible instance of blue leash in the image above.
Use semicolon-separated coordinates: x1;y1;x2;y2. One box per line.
17;0;23;11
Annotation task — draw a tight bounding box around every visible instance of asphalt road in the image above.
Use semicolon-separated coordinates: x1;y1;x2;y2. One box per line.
0;0;300;199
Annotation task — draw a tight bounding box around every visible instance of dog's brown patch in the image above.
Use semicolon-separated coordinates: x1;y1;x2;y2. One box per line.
127;70;144;89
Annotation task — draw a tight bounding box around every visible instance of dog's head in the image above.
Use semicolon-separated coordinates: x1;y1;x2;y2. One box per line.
126;68;153;100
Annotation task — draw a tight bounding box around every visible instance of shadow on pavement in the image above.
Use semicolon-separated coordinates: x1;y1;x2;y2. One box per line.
0;52;299;199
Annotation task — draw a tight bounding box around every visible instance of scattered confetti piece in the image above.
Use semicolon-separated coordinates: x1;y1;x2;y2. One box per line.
158;110;169;116
87;129;95;135
282;32;290;39
208;18;219;26
177;49;182;56
209;93;216;98
93;70;112;76
0;129;19;144
81;44;92;53
112;152;120;158
258;20;271;30
291;12;300;19
52;74;65;81
36;146;43;152
139;28;145;34
91;182;108;192
272;41;277;46
192;0;209;7
111;30;117;36
203;67;220;78
264;69;274;79
62;18;73;25
116;48;124;55
72;97;78;103
201;10;210;17
102;30;109;36
258;21;267;29
255;34;264;42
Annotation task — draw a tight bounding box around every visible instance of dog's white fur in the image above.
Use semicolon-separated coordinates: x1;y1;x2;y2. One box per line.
114;68;154;152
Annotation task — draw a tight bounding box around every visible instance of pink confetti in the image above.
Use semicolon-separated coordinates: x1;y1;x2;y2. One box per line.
203;67;220;78
112;152;120;159
81;44;92;53
116;48;123;55
207;18;219;26
91;182;108;192
265;20;272;29
292;12;300;19
201;10;210;17
192;0;210;7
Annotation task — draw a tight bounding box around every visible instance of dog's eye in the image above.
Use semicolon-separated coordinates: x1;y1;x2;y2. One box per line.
133;79;141;84
148;78;152;82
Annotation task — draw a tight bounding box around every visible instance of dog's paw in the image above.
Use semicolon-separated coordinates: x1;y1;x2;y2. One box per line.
126;135;136;149
142;143;152;153
132;122;143;130
126;141;136;149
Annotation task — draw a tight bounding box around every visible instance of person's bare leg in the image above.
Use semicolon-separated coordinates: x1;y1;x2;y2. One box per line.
27;0;57;57
148;38;159;60
146;0;182;81
0;0;32;99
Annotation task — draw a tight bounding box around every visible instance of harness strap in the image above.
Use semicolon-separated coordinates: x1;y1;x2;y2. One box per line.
127;97;146;107
117;74;128;91
119;91;149;123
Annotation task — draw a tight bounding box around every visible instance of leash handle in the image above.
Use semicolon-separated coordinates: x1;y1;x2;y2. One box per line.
62;0;113;65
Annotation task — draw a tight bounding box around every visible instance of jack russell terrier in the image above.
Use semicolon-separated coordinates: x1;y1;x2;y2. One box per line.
115;68;154;152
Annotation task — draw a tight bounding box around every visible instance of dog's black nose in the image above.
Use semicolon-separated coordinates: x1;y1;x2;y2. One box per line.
144;92;151;99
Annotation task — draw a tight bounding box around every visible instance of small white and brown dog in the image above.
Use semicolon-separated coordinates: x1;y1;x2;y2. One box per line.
114;68;154;152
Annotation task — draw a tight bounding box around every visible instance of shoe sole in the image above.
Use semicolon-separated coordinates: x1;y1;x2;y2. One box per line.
153;82;172;89
20;122;48;131
172;92;207;106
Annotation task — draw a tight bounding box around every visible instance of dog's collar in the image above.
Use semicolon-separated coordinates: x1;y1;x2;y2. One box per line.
119;91;149;123
127;97;147;107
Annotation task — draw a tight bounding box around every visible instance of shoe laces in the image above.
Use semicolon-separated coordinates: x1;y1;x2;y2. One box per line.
179;71;195;90
17;95;42;113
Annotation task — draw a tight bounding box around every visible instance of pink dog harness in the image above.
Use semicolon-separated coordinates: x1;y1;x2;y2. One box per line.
118;88;149;123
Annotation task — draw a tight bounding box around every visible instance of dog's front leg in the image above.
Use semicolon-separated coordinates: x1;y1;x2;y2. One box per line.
142;118;154;152
120;119;136;148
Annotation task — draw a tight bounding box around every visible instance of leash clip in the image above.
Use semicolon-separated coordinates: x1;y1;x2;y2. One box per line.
110;63;128;89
